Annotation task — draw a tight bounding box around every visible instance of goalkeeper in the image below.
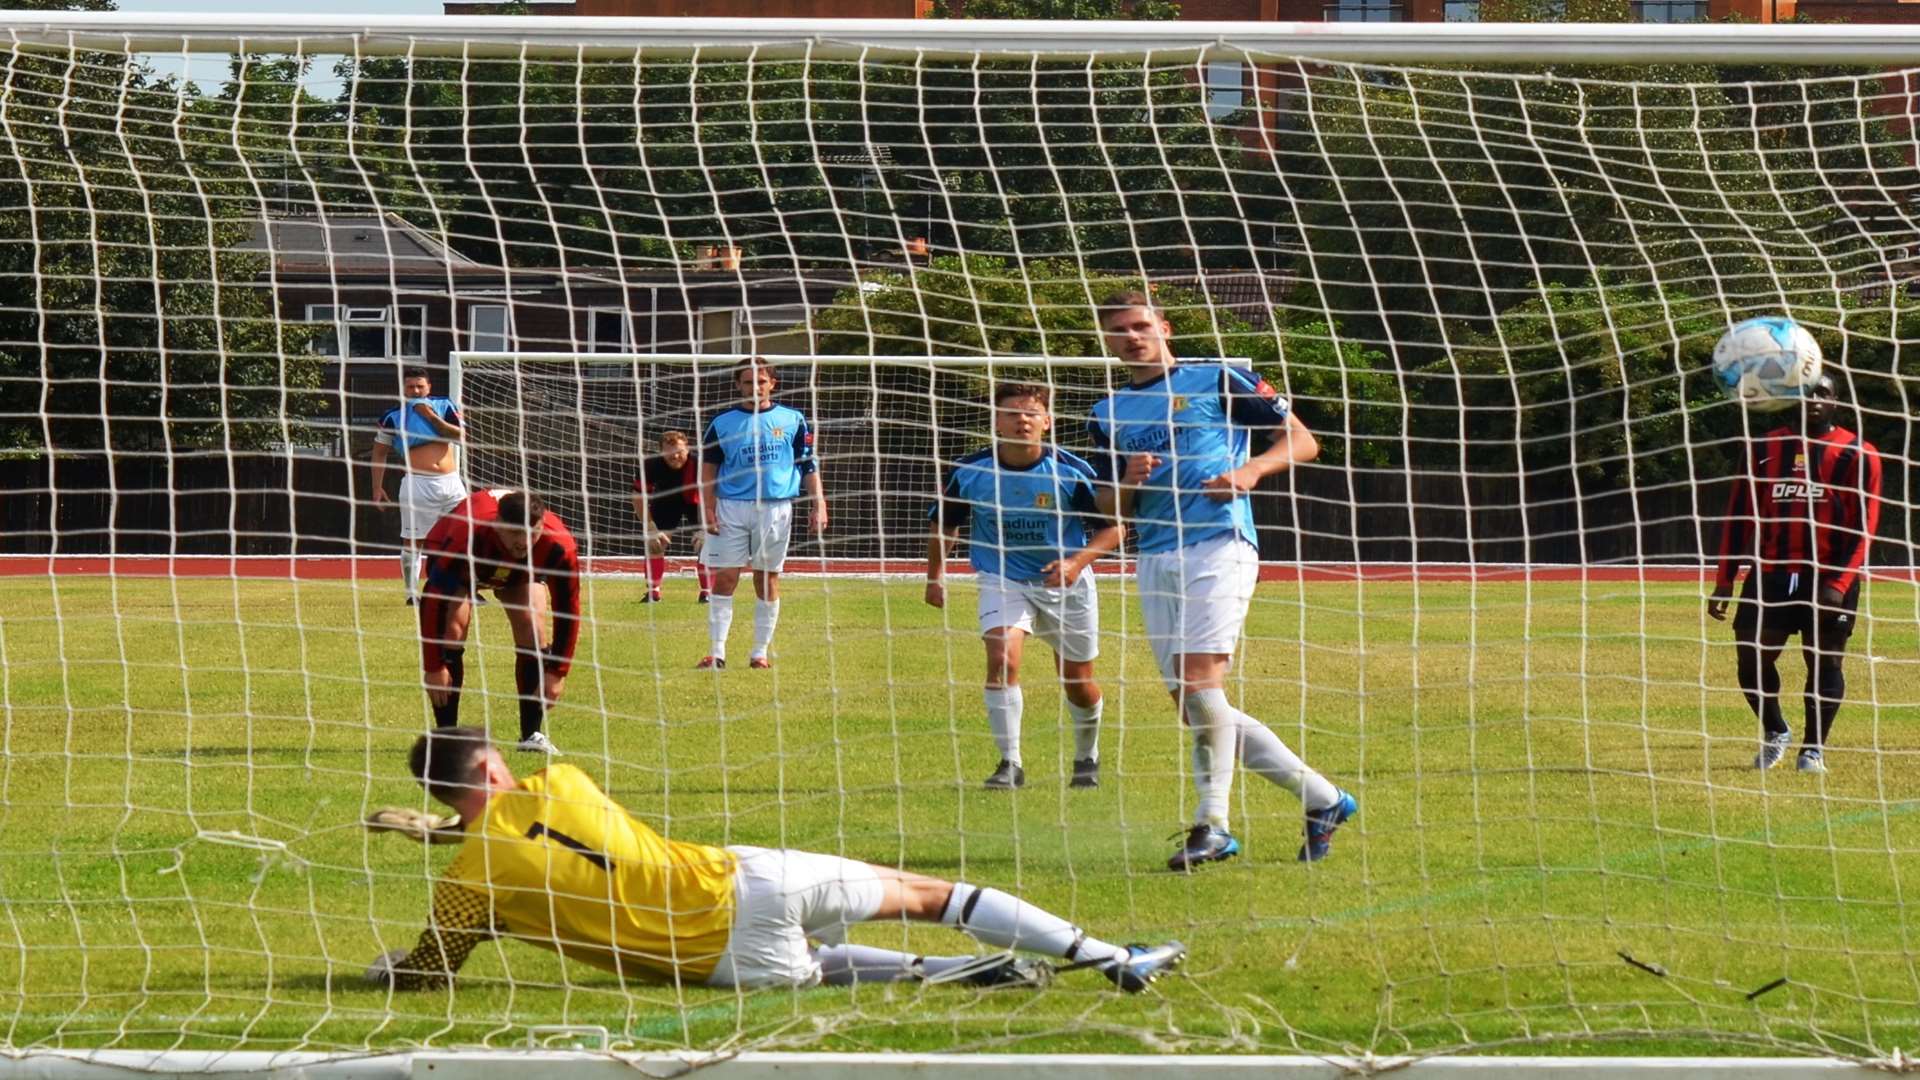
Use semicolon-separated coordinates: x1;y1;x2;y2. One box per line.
365;727;1187;993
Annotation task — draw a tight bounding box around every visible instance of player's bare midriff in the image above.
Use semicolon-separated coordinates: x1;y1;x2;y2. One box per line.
406;438;459;477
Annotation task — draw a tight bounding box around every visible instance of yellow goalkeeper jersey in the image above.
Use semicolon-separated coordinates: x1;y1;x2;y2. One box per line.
393;764;739;988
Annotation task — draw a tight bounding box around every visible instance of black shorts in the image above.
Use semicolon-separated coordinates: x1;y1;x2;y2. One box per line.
1733;570;1861;647
650;501;696;534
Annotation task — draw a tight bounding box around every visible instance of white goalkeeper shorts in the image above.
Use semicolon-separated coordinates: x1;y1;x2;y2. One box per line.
1136;534;1260;691
700;499;795;573
977;572;1100;663
399;472;468;540
705;846;886;990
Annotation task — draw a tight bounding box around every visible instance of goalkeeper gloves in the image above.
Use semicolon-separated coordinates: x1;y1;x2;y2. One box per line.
364;807;464;845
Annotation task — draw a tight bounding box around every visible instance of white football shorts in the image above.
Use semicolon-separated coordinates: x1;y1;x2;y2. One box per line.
700;498;795;573
1136;533;1260;691
976;571;1100;663
704;846;886;989
399;472;469;541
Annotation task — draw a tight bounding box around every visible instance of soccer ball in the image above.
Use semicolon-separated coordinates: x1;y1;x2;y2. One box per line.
1711;316;1824;413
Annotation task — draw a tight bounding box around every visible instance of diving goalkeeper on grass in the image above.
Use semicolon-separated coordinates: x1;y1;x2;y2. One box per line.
364;727;1186;993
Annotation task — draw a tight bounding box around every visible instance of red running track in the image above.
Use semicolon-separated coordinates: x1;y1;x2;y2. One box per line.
0;555;1770;583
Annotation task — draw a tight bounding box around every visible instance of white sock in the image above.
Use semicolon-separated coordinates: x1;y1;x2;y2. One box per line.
1067;697;1101;762
1236;708;1339;810
814;944;920;985
1185;688;1238;829
750;598;781;659
983;686;1024;766
940;883;1125;966
400;549;418;596
708;595;735;660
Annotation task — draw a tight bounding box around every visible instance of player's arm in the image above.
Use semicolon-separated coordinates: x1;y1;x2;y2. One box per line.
630;476;656;536
1820;442;1883;605
1206;368;1318;501
1085;415;1149;521
413;399;464;441
538;535;584;693
1044;471;1123;588
370;420;396;506
699;421;723;535
372;879;496;992
795;416;827;534
1708;449;1756;621
925;470;969;608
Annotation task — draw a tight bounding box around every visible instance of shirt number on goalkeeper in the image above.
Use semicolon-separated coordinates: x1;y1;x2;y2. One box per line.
526;822;612;871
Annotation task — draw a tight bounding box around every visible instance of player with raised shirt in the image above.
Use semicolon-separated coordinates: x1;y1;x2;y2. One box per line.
418;489;580;755
366;726;1187;994
631;431;712;604
927;382;1121;791
371;367;467;604
1708;375;1883;773
697;357;828;670
1088;291;1356;871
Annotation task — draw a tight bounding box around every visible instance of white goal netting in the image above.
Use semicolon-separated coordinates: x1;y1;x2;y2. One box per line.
0;15;1917;1066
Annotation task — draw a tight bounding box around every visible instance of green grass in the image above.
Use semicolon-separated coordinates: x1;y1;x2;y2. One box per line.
2;572;1919;1058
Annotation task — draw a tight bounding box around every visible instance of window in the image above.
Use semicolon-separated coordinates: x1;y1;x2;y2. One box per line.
589;308;632;353
306;304;425;359
468;305;511;353
1444;0;1479;19
1324;0;1402;21
1633;0;1702;19
1205;61;1243;121
700;305;812;355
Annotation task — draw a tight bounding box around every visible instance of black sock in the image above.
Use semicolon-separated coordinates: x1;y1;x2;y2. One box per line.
1739;646;1788;739
431;650;465;728
515;653;544;741
1805;656;1845;748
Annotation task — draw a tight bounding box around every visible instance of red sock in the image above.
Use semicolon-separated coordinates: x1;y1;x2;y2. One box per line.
647;556;666;589
696;564;712;592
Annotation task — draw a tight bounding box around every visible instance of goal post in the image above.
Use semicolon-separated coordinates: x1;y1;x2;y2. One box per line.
2;13;1918;1075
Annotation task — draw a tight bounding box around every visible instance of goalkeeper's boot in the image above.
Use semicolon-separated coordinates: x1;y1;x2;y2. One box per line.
1299;789;1358;863
1797;748;1828;774
1166;825;1239;872
1754;730;1792;770
982;760;1025;790
517;731;561;756
749;656;773;670
1102;942;1187;993
1070;758;1100;789
697;656;726;670
931;954;1053;990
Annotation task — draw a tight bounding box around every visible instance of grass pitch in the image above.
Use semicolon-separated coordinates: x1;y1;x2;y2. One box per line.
2;571;1918;1057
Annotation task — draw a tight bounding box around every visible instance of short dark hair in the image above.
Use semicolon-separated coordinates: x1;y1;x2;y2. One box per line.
409;726;492;807
402;366;431;382
495;491;547;529
1096;289;1160;328
733;356;778;385
660;430;690;447
994;382;1051;410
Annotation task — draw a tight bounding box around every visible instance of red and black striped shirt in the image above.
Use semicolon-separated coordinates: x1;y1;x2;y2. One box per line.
1715;425;1882;596
418;489;583;677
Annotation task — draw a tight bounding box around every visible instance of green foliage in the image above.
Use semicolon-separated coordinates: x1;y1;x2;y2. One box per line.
0;47;322;454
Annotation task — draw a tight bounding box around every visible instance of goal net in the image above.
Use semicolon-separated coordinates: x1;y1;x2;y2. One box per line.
2;14;1917;1069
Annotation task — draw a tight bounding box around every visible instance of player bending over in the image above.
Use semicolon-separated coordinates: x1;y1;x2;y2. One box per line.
371;367;467;604
365;726;1187;993
418;489;580;755
1089;291;1356;871
632;430;712;604
698;357;828;670
1708;375;1882;773
926;381;1121;791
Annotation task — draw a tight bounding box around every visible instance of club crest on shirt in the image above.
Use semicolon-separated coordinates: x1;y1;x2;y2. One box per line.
1034;492;1053;509
769;426;785;440
1792;453;1806;473
1170;395;1188;413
